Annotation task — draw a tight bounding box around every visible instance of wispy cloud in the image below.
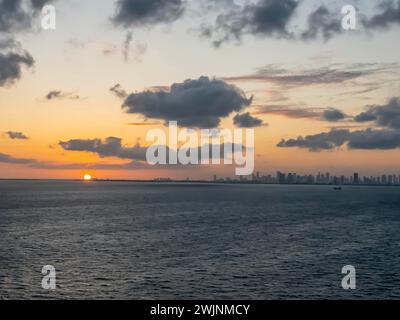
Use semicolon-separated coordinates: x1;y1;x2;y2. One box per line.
224;63;392;88
4;131;29;140
256;105;350;122
110;84;128;99
45;90;82;101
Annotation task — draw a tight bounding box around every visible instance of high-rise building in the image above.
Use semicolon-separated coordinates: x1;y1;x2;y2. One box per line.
277;171;286;184
353;173;359;184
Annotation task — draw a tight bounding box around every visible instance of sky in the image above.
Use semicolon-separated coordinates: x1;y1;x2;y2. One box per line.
1;0;400;180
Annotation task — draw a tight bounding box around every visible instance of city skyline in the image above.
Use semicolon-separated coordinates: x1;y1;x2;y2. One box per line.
213;170;400;186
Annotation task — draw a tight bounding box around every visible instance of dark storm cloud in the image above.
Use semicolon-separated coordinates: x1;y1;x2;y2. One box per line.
301;5;343;41
0;51;34;86
0;152;37;164
122;76;253;128
257;105;348;122
59;137;148;161
362;0;400;30
110;84;128;99
224;63;382;88
111;0;185;28
201;0;299;47
354;97;400;129
233;112;264;128
4;131;29;140
277;129;351;151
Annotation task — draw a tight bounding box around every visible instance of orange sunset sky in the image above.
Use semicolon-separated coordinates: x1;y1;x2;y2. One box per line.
1;0;400;180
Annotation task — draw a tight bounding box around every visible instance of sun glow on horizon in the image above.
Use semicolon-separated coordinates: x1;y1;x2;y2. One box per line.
83;174;92;181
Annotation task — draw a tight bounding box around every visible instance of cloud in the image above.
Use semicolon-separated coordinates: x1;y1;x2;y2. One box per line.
233;112;264;128
257;105;348;122
200;1;400;46
224;63;383;88
0;151;149;170
30;0;52;10
0;0;54;87
200;0;299;47
122;76;253;128
110;84;128;99
0;36;16;49
123;31;133;62
277;129;351;151
46;90;63;100
354;97;400;129
277;127;400;151
103;33;147;63
0;152;37;164
0;0;52;33
29;160;148;170
256;105;321;119
347;129;400;150
45;90;82;100
362;0;400;30
111;0;185;28
0;50;34;86
122;38;147;63
4;131;29;140
301;5;343;41
322;108;348;122
59;135;249;165
59;137;148;161
0;0;33;33
276;97;400;151
127;122;162;126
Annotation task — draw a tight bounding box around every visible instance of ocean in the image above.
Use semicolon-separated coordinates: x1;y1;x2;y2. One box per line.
1;180;400;299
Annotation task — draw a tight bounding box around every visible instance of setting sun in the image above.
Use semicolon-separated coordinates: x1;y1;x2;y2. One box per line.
83;174;92;181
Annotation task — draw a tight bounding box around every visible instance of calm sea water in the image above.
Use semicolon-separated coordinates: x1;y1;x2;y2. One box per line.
1;180;400;300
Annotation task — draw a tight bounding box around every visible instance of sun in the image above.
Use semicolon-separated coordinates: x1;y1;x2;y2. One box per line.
83;174;92;181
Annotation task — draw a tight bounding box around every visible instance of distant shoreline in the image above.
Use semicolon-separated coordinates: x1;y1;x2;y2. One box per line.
1;178;400;188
